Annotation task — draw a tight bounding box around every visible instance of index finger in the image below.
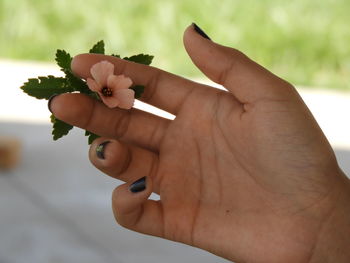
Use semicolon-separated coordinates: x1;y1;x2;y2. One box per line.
71;53;206;115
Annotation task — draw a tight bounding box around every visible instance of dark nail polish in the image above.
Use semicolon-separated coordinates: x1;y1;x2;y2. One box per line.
48;94;59;113
96;141;111;159
129;177;146;193
192;23;211;40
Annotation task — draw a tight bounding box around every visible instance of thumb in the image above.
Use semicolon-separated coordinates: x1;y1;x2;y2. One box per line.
112;176;164;238
183;23;295;103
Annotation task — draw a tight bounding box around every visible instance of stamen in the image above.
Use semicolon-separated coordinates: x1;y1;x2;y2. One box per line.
101;87;113;97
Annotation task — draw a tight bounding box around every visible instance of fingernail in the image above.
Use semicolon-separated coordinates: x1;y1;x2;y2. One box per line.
96;141;111;159
48;94;59;113
192;22;211;40
129;177;146;193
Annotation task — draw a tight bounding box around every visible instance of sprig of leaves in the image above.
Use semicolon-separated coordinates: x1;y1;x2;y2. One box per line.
22;76;73;99
89;40;105;54
55;49;72;72
123;54;153;65
50;115;73;141
20;40;153;144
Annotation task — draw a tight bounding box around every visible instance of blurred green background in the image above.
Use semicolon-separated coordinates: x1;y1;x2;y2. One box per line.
0;0;349;90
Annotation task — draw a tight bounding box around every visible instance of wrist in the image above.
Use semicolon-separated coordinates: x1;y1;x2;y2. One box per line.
309;170;350;263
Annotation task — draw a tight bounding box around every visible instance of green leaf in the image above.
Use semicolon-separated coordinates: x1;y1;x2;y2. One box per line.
65;71;91;93
21;76;73;99
51;115;73;140
130;85;145;99
111;54;121;58
55;49;92;94
55;49;72;73
123;54;153;65
85;130;100;144
89;40;105;54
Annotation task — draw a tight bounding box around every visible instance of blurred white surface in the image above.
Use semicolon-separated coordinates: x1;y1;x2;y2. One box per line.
1;59;349;148
0;60;349;263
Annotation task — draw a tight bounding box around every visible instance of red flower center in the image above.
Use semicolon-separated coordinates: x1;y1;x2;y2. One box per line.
101;87;113;97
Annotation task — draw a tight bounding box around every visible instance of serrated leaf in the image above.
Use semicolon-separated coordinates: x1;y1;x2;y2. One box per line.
55;49;72;73
123;54;153;65
130;85;145;99
89;40;105;54
51;115;73;140
21;76;73;99
85;130;100;144
65;71;91;93
111;54;121;58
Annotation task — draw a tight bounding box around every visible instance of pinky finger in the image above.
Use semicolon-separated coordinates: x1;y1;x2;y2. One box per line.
112;176;164;238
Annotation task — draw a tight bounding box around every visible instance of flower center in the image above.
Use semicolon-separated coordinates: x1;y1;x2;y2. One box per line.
101;87;113;97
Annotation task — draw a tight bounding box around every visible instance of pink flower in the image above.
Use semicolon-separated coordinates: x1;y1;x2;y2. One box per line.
86;60;135;109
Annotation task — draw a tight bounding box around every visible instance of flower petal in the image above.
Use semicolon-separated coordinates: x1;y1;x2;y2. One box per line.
87;78;101;92
107;74;133;90
90;61;114;87
115;89;135;109
100;94;120;108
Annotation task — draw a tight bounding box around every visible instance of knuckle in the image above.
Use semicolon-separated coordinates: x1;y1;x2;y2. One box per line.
141;70;162;103
148;120;168;150
111;189;131;228
111;187;124;210
115;216;130;229
82;98;98;130
217;59;237;85
109;144;131;175
216;48;247;85
114;111;131;139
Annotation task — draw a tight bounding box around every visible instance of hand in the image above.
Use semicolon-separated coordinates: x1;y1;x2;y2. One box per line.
50;24;350;263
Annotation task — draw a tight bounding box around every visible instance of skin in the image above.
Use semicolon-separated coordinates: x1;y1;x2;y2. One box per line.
50;25;350;263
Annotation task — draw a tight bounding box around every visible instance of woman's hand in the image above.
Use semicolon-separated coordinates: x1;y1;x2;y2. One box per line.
49;24;350;263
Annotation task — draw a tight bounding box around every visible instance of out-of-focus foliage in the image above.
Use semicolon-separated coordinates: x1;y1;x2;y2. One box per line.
1;0;349;89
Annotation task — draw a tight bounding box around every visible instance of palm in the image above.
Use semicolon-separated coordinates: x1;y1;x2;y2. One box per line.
157;87;336;262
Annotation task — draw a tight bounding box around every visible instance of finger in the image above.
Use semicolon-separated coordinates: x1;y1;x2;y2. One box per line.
183;24;296;103
50;93;169;152
89;138;161;194
71;53;207;115
112;177;164;238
